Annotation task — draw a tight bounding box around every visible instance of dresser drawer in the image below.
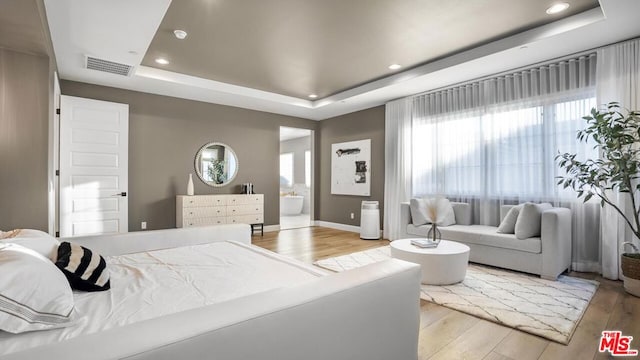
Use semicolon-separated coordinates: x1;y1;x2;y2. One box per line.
227;204;263;216
226;195;249;205
227;214;264;225
182;196;227;208
183;206;226;219
182;216;227;227
246;194;263;204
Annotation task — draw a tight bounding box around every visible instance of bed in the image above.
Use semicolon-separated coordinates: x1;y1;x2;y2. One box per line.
0;224;421;360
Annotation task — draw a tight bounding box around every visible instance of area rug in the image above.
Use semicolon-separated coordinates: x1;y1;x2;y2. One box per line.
314;246;598;344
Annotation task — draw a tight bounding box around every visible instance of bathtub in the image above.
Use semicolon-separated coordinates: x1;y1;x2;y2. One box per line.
280;195;304;215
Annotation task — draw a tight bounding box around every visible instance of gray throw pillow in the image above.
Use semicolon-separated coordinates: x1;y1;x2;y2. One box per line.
425;198;456;226
409;198;429;226
497;205;522;234
514;203;553;239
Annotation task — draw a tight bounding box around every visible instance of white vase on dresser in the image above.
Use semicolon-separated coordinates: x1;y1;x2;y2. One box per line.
186;174;194;196
176;194;264;233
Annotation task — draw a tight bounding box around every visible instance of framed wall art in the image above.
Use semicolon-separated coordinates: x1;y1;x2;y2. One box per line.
331;139;371;196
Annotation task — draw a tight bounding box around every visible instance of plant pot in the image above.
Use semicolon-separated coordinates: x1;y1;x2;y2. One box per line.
621;252;640;297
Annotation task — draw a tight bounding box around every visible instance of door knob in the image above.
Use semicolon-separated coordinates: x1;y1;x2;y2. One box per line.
112;192;127;197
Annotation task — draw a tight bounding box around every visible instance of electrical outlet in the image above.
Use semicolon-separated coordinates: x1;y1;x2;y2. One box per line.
350;212;355;219
141;221;147;230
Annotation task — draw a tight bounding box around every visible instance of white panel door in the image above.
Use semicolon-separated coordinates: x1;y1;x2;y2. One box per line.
59;96;128;237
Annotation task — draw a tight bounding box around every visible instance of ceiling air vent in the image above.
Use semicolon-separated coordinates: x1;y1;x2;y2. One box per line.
85;56;134;77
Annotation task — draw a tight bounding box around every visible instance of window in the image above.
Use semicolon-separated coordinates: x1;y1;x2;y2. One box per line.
280;153;293;187
412;96;597;200
305;150;311;188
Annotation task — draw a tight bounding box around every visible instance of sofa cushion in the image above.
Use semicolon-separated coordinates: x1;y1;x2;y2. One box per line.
515;203;552;240
425;198;456;226
406;224;541;253
497;205;522;234
451;202;472;226
409;198;429;225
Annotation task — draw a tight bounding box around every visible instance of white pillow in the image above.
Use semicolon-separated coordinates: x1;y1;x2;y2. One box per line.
0;229;59;260
514;203;553;239
0;243;75;334
497;205;522;234
425;198;456;226
409;198;429;225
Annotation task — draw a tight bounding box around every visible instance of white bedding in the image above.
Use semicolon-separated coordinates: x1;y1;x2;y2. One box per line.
0;241;326;356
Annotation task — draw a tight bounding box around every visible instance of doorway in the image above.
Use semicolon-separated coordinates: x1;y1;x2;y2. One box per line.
279;127;313;230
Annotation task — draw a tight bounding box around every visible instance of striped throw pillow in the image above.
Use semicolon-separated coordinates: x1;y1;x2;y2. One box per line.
55;242;110;292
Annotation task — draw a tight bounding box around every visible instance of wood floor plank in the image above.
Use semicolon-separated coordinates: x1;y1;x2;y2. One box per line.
419;299;453;329
428;320;511;360
593;287;640;360
418;311;480;359
483;351;514;360
252;227;629;360
492;330;549;360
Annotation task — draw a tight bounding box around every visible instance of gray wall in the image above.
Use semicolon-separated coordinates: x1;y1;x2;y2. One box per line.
280;135;311;186
317;106;385;227
61;81;318;230
0;49;50;231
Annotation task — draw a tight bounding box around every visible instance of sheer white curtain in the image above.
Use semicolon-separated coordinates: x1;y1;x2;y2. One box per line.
384;98;412;240
597;38;640;280
410;54;600;270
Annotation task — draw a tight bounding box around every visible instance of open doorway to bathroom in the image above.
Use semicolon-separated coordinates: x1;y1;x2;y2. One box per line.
279;127;313;230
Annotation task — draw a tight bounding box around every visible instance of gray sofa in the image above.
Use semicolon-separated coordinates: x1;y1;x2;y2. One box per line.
399;202;572;279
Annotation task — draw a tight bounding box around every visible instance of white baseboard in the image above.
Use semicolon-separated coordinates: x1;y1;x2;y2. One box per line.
269;221;382;237
314;221;384;238
315;221;361;233
263;225;280;233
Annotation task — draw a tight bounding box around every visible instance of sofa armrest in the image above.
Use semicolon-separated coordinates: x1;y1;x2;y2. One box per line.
540;208;572;280
451;202;472;225
399;202;412;239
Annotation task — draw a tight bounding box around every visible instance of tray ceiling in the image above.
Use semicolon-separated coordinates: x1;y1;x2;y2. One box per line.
43;0;640;120
142;0;599;99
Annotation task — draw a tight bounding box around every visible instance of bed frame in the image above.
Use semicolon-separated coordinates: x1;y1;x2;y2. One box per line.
4;224;421;360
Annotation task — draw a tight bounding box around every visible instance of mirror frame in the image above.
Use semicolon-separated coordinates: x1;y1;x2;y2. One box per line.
194;142;239;187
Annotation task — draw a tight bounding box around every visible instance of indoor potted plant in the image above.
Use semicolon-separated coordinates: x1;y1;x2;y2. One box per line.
556;102;640;296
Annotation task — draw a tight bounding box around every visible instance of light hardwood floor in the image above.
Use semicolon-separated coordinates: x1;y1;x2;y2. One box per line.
252;226;640;360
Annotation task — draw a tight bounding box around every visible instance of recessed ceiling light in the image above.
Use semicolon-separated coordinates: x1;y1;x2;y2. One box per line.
174;29;188;40
388;64;402;70
308;94;318;99
155;58;170;65
546;2;570;14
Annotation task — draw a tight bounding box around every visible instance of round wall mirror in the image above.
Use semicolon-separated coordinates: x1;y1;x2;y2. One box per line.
194;142;239;187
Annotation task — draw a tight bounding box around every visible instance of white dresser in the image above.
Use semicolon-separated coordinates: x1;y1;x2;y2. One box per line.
176;194;264;231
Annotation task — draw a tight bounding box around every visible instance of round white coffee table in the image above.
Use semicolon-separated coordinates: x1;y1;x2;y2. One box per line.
390;239;470;285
